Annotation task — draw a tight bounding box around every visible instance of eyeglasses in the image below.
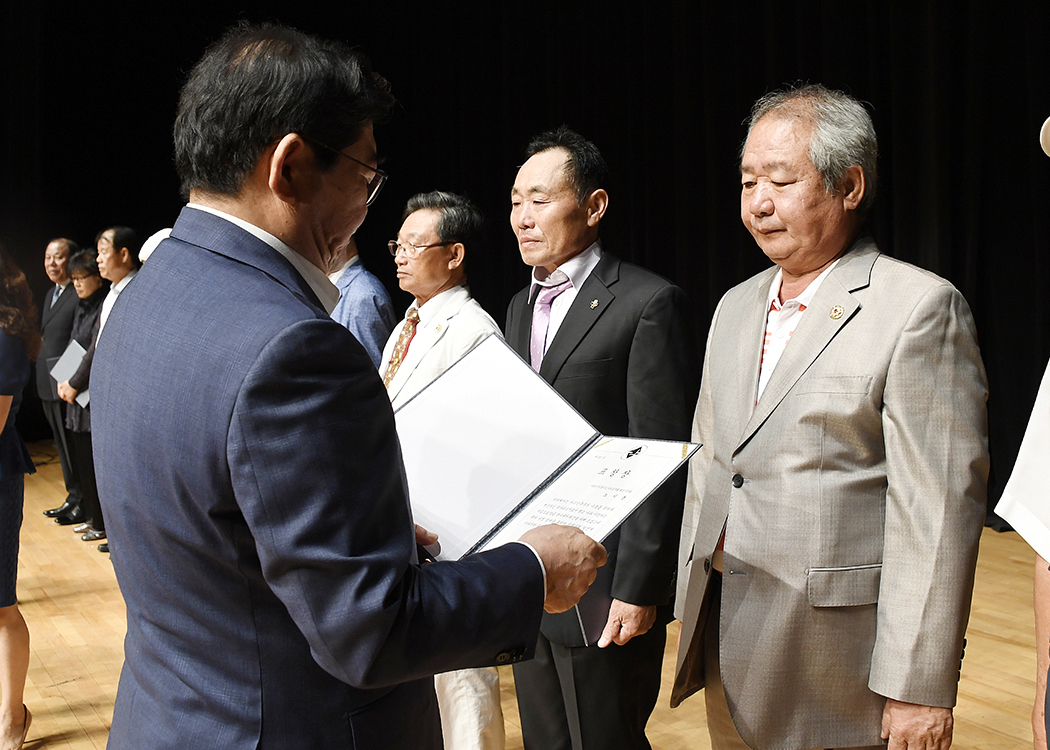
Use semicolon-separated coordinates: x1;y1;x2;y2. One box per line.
387;240;450;259
306;138;388;206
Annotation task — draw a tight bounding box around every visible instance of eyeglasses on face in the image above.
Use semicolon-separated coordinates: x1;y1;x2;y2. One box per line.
306;138;388;206
387;240;450;259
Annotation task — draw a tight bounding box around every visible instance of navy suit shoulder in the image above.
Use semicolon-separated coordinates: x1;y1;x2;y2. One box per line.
93;207;543;750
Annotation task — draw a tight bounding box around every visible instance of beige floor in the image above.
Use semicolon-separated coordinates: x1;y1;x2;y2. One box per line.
14;441;1038;748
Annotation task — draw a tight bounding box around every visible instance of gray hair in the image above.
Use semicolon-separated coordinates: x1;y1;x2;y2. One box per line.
743;84;878;216
402;191;483;247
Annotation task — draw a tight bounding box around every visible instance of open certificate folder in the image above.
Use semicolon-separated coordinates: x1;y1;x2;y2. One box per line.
393;335;700;561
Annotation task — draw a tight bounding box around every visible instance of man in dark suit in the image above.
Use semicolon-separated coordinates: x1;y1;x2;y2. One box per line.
505;127;697;750
91;24;605;750
38;237;82;522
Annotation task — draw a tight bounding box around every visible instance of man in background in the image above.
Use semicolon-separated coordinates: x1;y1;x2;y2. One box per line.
38;238;81;524
505;127;696;750
381;190;499;411
382;190;503;749
329;235;397;368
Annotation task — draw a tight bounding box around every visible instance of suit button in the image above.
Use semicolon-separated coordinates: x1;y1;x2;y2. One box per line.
703;558;711;573
732;474;744;488
496;652;511;664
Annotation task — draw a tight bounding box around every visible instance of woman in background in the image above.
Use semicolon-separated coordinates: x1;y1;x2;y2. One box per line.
0;244;40;750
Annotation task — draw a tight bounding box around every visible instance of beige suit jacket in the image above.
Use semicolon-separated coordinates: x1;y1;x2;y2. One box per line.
672;239;988;750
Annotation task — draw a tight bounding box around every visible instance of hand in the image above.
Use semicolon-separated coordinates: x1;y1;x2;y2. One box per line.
597;600;656;647
519;525;607;614
881;699;953;750
57;381;77;404
414;524;437;547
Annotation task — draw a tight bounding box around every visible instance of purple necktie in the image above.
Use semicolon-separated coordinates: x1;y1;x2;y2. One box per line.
530;280;572;371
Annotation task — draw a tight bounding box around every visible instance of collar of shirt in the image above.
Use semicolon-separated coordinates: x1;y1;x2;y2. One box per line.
765;257;841;312
327;254;361;285
407;284;466;327
112;268;137;295
187;203;340;315
529;241;602;298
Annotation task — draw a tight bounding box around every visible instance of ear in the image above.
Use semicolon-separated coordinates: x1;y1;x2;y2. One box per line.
267;133;313;206
585;189;609;227
839;165;866;212
117;247;132;266
447;242;465;270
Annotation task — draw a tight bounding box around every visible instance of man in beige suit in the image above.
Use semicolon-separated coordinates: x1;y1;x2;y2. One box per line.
672;84;988;750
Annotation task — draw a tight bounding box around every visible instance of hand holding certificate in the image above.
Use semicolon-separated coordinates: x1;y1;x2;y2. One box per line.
519;525;608;613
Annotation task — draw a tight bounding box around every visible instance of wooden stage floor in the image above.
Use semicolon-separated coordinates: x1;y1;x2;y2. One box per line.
15;441;1037;749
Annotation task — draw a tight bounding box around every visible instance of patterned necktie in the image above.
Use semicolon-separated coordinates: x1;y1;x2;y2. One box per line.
51;285;61;308
529;279;572;371
383;308;421;387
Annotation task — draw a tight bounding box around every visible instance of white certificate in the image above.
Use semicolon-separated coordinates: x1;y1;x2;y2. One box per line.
395;335;699;560
48;340;90;407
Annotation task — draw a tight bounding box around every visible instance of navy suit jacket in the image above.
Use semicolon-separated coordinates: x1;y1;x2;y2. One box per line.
506;252;697;646
93;207;544;750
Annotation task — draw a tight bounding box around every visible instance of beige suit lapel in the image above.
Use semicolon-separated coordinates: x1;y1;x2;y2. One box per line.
736;241;879;452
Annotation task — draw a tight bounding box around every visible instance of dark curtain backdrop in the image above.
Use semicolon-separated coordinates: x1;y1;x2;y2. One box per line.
2;2;1047;517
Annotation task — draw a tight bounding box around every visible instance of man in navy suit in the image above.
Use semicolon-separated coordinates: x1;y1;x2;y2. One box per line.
91;24;605;750
505;128;697;750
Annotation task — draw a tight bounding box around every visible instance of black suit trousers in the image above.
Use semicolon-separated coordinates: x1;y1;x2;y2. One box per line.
513;623;666;750
42;399;80;501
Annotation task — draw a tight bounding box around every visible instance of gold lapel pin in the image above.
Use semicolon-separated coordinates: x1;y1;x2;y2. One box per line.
829;305;844;320
590;299;599;309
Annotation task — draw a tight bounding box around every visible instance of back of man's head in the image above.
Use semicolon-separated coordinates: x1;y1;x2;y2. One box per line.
174;22;395;199
525;126;609;205
403;191;483;250
743;84;878;216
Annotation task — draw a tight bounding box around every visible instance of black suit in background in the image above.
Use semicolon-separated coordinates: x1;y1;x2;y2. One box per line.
506;251;698;750
37;283;80;504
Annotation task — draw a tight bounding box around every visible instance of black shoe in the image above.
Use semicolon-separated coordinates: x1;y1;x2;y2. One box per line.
97;543;109;553
44;500;77;518
82;529;106;542
54;505;85;525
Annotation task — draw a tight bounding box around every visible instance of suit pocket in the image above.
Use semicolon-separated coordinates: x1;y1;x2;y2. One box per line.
806;563;881;607
557;357;612;380
795;375;872;395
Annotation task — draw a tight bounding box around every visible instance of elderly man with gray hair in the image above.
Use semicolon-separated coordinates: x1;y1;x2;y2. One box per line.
672;84;989;750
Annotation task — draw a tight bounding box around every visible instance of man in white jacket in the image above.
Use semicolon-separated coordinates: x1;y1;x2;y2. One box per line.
379;190;505;750
380;191;501;412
